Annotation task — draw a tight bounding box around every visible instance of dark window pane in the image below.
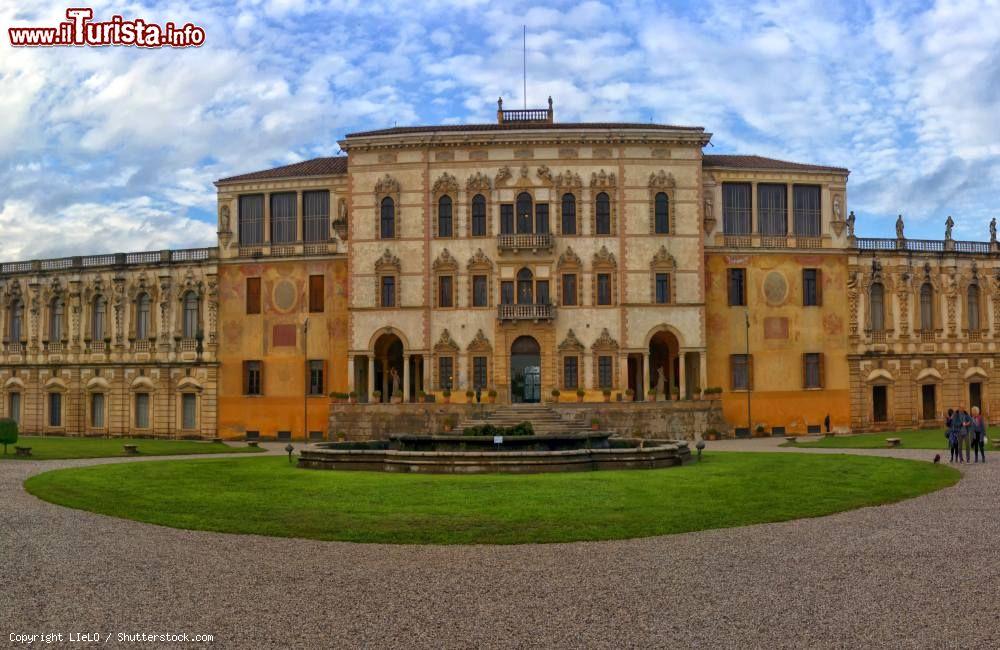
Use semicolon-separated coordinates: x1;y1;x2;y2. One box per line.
439;276;453;308
49;392;62;427
731;355;749;390
471;194;487;236
517;192;533;234
561;193;576;235
501;281;514;305
439;357;454;389
722;183;752;234
598;356;613;388
535;204;549;234
500;204;514;234
238;194;264;245
380;197;395;239
655;273;670;304
473;275;488;307
758;184;787;235
596;192;611;234
438;195;453;237
308;359;324;395
655;192;669;234
793;185;821;236
564;356;578;389
728;269;746;306
473;356;487;389
303;190;330;242
381;276;396;307
597;273;611;305
562;274;577;306
804;353;821;389
803;269;817;306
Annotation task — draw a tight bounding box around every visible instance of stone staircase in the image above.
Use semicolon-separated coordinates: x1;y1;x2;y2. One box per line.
456;403;581;436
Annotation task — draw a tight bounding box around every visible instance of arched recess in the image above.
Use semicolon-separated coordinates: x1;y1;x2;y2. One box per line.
964;366;989;413
510;335;541;403
915;367;942;421
373;331;405;403
864;368;894;427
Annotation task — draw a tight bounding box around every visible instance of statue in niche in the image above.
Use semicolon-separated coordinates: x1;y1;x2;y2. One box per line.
833;195;842;221
945;216;954;240
895;215;904;239
704;197;714;221
656;367;666;397
389;367;400;401
219;205;230;233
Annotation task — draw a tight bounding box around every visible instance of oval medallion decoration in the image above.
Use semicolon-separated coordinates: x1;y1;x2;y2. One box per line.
763;271;788;306
273;279;297;312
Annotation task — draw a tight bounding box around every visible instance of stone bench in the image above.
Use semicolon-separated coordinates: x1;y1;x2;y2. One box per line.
14;446;32;457
123;444;139;455
886;438;901;448
247;441;259;448
784;436;797;443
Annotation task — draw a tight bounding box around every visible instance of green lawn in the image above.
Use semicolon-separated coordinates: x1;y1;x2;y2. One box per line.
781;427;996;450
1;436;263;460
25;453;958;545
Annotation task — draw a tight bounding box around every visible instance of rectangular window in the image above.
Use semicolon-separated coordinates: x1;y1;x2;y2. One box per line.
90;393;105;428
8;392;20;425
561;194;577;235
597;273;612;305
564;356;579;389
270;192;297;243
380;276;396;308
134;393;149;429
472;275;488;307
244;361;262;396
655;273;670;304
238;194;264;245
727;269;746;306
562;274;577;306
182;393;197;429
308;360;324;395
803;353;823;389
722;183;752;234
48;392;62;427
536;280;550;305
438;357;454;390
501;281;514;305
438;202;453;237
757;184;787;235
303;190;330;242
471;196;487;237
535;204;549;234
803;269;822;306
473;356;487;389
500;204;514;234
730;354;752;391
309;275;324;312
598;356;613;389
793;185;822;236
438;276;453;308
246;277;261;314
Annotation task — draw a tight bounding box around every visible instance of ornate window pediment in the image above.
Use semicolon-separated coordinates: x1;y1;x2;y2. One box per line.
557;246;582;270
651;246;676;270
374;174;400;195
648;170;676;189
591;327;619;352
593;245;617;269
558;329;585;353
495;166;512;186
433;328;460;354
432;172;459;196
466;249;493;272
590;169;617;189
432;248;458;273
467;329;492;353
466;172;492;192
375;249;401;274
553;170;582;188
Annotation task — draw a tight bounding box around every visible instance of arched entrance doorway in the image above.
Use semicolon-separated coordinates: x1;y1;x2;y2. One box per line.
510;335;541;403
649;330;680;399
373;332;404;403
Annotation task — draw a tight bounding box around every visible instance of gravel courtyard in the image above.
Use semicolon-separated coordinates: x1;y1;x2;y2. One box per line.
2;440;998;649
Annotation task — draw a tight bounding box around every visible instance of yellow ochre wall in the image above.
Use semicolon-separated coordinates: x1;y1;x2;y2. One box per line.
217;258;349;439
704;251;851;434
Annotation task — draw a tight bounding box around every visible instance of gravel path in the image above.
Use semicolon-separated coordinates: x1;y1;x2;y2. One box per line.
2;440;998;649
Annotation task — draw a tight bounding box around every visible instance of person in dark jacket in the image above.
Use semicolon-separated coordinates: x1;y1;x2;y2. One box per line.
947;408;962;463
956;406;973;463
970;406;987;463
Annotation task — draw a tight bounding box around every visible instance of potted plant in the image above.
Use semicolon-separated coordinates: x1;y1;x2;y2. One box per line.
672;387;680;401
348;390;357;404
417;389;426;402
442;388;451;404
551;388;561;402
442;414;457;433
590;417;601;431
693;385;702;400
371;390;381;402
707;387;722;400
576;388;586;402
754;424;768;438
602;388;611;403
647;388;657;402
703;428;719;441
336;431;346;442
487;388;497;404
624;388;634;402
465;389;475;402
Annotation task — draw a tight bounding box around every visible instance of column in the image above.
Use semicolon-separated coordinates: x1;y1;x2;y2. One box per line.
424;355;432;391
296;191;304;243
642;353;650;402
786;182;794;238
347;356;355;392
699;351;708;394
263;193;271;244
367;356;374;401
678;350;687;400
618;354;628;398
750;182;758;235
403;354;411;402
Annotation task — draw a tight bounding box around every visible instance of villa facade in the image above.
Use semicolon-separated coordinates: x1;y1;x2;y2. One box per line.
3;100;990;438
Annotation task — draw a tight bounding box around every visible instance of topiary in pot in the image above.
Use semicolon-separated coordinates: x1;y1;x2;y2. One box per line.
0;418;17;454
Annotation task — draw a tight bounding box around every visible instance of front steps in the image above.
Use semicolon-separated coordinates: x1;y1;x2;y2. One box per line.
456;403;580;436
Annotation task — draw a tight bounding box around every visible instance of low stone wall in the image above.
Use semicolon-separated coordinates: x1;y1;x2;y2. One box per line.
298;441;692;474
328;400;729;441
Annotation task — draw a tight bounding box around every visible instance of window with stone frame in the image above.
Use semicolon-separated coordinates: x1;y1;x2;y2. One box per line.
558;329;585;390
967;282;983;332
592;246;617;307
919;281;934;331
437;195;454;238
595;192;612;235
375;174;401;240
560;192;578;235
433;329;460;391
730;354;753;391
650;246;676;305
590;328;619;389
433;249;459;309
466;249;493;309
803;353;824;389
432;173;459;238
869;282;885;332
557;247;582;307
243;360;263;395
803;268;822;307
500;203;514;234
375;249;402;309
437;275;454;308
470;194;488;237
467;329;492;390
727;268;746;306
48;391;63;427
134;391;150;428
647;170;675;235
49;297;65;341
590;170;617;236
438;356;454;390
8;299;24;342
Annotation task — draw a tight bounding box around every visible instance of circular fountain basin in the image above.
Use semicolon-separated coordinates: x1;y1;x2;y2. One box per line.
297;434;691;474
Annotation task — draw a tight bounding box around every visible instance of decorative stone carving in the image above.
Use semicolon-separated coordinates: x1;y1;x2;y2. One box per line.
591;328;619;351
467;329;491;353
651;246;676;269
495;166;512;185
519;164;530;179
590;169;617;189
431;172;459;196
433;329;460;353
648;170;675;189
432;248;458;272
466;172;491;192
558;329;585;352
593;245;617;267
553;170;582;188
537;165;553;184
374;249;401;273
219;205;231;233
704;196;716;234
846;211;856;238
558;246;582;269
466;249;493;271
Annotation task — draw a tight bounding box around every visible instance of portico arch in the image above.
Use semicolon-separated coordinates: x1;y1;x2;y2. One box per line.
372;331;404;403
649;330;680;399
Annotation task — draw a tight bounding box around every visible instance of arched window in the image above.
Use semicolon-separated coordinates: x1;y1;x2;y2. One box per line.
561;193;577;235
968;284;981;331
516;267;534;305
869;283;885;332
471;194;487;237
437;195;453;237
9;300;23;341
136;293;151;339
49;298;64;341
654;192;669;234
920;282;933;331
595;192;611;235
91;296;106;341
182;291;199;339
516;192;533;234
380;197;395;239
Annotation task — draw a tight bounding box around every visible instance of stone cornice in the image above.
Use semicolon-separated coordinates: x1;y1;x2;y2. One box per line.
339;128;712;152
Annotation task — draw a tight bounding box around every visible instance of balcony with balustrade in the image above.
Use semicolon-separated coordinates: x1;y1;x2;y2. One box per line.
0;247;217;275
497;232;554;254
853;237;995;254
497;303;556;322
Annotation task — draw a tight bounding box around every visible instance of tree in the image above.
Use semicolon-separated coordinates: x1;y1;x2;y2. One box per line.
0;418;17;455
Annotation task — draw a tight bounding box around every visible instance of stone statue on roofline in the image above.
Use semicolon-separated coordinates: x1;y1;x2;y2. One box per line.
846;211;856;238
945;215;954;240
895;215;904;239
990;217;997;244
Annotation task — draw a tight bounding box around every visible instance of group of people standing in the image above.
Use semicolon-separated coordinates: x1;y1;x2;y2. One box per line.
946;406;988;463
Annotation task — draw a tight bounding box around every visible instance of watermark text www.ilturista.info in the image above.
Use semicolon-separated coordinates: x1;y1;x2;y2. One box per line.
9;8;205;48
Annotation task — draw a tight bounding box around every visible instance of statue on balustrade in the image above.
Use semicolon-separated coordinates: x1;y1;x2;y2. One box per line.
990;217;996;244
895;215;904;239
846;211;855;238
945;216;954;240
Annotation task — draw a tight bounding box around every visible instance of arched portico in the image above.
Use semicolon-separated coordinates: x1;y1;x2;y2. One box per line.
510;335;541;403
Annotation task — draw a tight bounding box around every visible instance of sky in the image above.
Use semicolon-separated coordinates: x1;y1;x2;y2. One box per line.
2;0;1000;260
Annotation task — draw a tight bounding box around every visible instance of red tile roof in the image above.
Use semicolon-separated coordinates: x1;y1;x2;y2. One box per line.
217;156;347;183
346;122;706;138
702;154;848;174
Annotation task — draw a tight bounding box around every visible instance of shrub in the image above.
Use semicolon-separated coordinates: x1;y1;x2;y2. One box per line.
465;389;475;398
590;417;601;426
372;390;382;399
624;388;634;396
577;388;586;397
602;388;612;396
442;389;451;398
461;422;533;437
487;389;497;398
348;390;357;398
329;391;350;400
0;418;17;454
